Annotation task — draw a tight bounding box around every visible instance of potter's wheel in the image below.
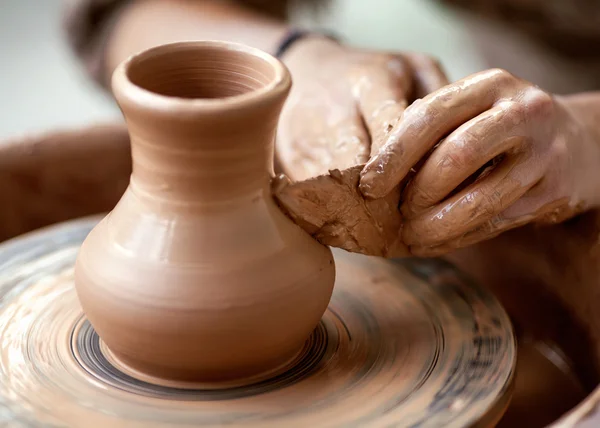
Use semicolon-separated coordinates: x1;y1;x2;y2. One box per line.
0;216;515;427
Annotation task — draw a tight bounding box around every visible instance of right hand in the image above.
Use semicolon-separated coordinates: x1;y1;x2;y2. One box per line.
276;36;449;181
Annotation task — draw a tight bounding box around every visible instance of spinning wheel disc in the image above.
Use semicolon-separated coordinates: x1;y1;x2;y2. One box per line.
0;217;515;427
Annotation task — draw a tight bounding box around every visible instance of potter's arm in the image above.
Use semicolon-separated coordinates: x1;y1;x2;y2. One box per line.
562;91;600;202
563;92;600;145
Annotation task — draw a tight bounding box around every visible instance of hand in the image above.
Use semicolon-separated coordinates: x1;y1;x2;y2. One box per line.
276;37;449;181
359;69;600;256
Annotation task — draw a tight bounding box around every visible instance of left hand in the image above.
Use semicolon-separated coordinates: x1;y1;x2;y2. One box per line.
276;37;449;181
359;68;600;256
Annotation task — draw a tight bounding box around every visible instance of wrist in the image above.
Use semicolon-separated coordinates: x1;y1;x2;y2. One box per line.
560;93;600;145
560;93;600;209
277;31;344;69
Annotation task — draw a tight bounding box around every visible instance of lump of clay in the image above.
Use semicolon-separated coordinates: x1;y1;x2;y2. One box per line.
273;165;409;258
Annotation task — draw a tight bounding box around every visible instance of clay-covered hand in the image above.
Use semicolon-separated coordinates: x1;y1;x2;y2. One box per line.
359;68;600;256
276;37;448;180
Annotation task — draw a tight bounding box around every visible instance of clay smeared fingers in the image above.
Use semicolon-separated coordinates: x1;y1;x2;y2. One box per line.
412;175;581;257
402;53;450;98
402;103;525;218
402;155;539;247
272;165;407;258
500;174;583;225
409;215;529;257
352;56;412;157
359;68;520;199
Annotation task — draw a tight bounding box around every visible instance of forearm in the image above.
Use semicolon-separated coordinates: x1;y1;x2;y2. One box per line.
561;92;600;209
562;92;600;145
106;0;290;79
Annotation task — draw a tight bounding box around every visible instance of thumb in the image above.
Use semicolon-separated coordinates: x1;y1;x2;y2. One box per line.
351;55;412;157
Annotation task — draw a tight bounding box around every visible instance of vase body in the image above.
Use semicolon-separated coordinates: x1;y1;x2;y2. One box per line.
74;41;335;383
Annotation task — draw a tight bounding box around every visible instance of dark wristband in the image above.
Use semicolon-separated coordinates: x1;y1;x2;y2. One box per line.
274;29;340;59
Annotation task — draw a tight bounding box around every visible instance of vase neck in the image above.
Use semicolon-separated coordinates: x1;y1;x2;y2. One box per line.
127;114;278;205
110;41;291;207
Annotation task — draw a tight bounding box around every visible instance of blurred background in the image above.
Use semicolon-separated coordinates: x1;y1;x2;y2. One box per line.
0;0;486;139
2;0;597;140
0;0;119;138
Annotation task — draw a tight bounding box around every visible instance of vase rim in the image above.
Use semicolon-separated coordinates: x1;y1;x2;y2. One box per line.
111;40;291;114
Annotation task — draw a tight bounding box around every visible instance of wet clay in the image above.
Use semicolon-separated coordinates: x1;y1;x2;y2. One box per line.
0;217;515;427
74;42;335;383
272;166;409;257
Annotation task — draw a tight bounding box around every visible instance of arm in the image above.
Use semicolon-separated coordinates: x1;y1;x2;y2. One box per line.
562;93;600;144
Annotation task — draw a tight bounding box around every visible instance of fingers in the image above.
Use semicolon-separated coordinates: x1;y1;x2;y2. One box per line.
409;215;528;257
402;154;540;247
359;68;520;199
351;55;412;157
502;174;580;225
401;102;526;218
408;178;559;257
402;53;450;98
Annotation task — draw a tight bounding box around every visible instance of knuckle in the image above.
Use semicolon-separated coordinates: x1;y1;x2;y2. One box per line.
479;188;504;216
382;55;407;77
486;68;516;86
525;88;555;117
464;218;504;243
485;215;504;232
440;150;467;172
409;181;439;207
501;100;528;127
443;133;480;167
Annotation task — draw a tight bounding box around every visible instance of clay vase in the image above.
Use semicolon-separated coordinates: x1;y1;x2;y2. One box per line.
74;41;336;384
